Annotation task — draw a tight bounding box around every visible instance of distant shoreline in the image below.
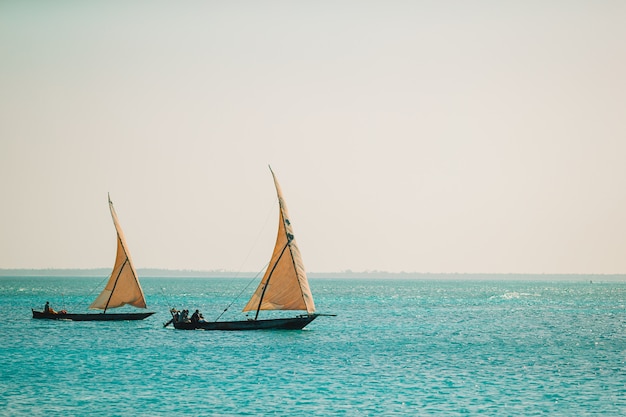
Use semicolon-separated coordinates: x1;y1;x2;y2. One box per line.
0;268;624;281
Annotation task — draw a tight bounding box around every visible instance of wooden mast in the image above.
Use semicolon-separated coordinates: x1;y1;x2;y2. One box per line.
254;240;291;320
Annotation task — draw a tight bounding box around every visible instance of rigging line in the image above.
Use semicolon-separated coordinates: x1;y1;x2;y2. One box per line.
70;274;110;310
231;198;277;281
159;285;175;310
213;261;269;322
159;286;178;327
212;197;276;321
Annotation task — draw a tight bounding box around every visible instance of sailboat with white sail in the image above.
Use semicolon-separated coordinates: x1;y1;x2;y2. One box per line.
170;167;332;330
32;195;154;321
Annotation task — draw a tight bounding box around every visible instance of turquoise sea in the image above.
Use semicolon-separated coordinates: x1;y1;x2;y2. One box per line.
1;276;625;416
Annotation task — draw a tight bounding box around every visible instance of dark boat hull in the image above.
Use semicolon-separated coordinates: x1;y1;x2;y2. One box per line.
32;310;154;321
172;314;319;330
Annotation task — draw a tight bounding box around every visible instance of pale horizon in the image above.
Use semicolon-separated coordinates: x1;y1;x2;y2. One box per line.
1;267;624;282
2;2;625;275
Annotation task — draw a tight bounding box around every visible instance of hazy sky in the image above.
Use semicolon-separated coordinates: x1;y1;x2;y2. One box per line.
1;1;625;274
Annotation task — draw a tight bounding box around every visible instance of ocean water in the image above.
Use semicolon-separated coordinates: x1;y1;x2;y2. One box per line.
1;276;625;416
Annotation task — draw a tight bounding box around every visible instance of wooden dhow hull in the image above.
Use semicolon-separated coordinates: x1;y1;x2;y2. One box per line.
172;314;319;331
32;309;154;321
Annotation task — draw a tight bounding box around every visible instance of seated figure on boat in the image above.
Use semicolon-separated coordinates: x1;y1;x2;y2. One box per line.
44;301;56;314
188;309;207;323
191;309;200;323
179;309;189;322
167;308;180;322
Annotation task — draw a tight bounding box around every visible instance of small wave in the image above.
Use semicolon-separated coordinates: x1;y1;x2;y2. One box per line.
500;291;537;300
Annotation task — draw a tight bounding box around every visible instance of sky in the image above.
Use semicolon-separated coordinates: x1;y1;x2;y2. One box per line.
1;1;625;274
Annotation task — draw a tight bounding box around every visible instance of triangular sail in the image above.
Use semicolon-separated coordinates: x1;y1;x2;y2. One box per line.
90;195;147;311
243;168;315;314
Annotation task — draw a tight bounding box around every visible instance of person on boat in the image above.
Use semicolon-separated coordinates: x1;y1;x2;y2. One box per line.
179;309;189;322
163;308;179;327
191;309;200;323
44;301;56;314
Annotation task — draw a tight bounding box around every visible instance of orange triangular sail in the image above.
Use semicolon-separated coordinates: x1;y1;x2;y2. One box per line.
90;195;147;311
243;167;315;314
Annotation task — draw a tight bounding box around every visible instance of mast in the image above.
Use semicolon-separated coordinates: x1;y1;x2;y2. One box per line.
254;241;290;320
103;258;128;314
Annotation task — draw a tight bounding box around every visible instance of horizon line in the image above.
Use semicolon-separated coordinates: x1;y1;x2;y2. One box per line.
0;267;624;277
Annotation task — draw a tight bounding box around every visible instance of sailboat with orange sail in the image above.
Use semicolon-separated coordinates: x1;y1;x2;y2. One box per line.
170;167;332;330
32;195;154;321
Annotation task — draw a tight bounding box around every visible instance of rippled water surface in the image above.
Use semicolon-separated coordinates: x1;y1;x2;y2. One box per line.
1;276;626;416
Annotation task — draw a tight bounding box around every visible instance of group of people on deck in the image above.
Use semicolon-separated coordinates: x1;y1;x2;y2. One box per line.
171;308;205;323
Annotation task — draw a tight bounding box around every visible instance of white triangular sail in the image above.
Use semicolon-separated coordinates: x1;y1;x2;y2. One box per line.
90;195;147;311
243;167;316;314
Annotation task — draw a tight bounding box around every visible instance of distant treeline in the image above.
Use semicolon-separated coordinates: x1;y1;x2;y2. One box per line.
0;268;624;281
